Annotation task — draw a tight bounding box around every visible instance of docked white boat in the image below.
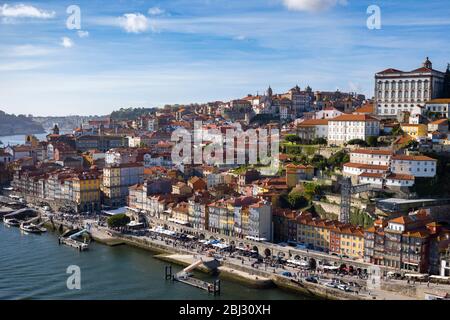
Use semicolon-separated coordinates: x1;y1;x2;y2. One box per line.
3;217;20;227
20;223;47;234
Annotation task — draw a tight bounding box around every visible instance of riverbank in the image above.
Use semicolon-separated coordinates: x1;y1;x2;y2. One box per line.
44;218;431;300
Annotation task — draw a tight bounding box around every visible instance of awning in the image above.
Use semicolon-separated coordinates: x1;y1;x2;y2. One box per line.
103;207;127;216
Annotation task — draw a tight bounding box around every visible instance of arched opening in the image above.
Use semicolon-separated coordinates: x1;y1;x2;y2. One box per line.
252;246;259;254
309;258;317;270
294;255;301;260
209;235;216;240
199;233;205;240
264;248;271;257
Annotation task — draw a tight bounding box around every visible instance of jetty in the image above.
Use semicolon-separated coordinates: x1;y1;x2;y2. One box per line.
59;228;90;251
166;259;221;295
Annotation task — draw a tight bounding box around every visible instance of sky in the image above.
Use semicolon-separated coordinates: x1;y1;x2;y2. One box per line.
0;0;449;116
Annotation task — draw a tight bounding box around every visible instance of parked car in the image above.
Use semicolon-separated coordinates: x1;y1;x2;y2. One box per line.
305;276;318;284
281;271;293;277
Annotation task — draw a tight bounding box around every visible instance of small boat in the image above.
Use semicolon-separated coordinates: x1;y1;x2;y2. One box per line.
20;223;47;234
3;217;21;227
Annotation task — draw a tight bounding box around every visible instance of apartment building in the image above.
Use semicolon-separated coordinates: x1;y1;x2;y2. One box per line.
102;162;144;207
327;114;380;146
364;210;438;273
390;155;437;178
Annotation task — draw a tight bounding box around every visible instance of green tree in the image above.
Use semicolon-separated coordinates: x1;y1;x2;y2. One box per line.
310;154;327;170
328;150;350;169
312;138;327;145
347;139;368;147
287;190;308;209
391;126;404;136
285;134;301;144
107;214;131;229
367;136;378;147
303;183;321;201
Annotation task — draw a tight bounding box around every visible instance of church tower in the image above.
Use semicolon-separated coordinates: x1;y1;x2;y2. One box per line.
52;123;60;135
423;57;433;69
444;63;450;98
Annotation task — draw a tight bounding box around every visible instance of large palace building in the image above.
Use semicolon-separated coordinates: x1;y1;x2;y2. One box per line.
375;57;450;118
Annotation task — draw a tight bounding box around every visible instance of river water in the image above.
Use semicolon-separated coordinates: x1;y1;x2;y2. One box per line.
0;133;48;147
0;223;306;300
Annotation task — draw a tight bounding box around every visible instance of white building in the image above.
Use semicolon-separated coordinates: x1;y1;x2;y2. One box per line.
375;58;447;118
248;201;272;241
425;99;450;118
327;114;380;146
349;148;393;166
359;172;415;188
315;107;343;119
390;155;437;178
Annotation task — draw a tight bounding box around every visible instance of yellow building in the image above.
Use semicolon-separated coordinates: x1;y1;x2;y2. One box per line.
102;166;121;206
73;172;101;212
401;124;428;139
338;227;365;259
295;212;365;259
285;164;314;188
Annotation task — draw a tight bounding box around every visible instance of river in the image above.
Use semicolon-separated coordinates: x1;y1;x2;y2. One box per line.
0;133;48;147
0;222;306;300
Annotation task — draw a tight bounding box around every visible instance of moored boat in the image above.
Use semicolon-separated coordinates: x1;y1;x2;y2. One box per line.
3;217;21;227
20;223;47;234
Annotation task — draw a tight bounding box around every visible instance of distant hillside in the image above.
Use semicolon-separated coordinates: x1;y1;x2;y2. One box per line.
0;111;45;136
33;115;107;133
110;107;157;121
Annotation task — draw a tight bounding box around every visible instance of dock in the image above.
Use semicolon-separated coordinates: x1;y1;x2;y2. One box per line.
165;261;221;295
59;228;90;251
58;237;89;251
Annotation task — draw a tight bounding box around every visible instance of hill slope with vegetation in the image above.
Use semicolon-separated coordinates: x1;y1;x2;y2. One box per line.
0;110;45;136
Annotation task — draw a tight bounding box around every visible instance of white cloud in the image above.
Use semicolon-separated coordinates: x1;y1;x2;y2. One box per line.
148;7;165;16
0;3;55;19
60;37;74;48
77;30;89;38
8;45;52;57
282;0;347;12
118;13;150;33
234;35;247;41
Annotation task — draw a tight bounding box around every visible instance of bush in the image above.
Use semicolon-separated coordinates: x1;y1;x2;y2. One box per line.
285;134;302;144
347;139;368;147
367;136;378;147
328;150;350;169
107;214;130;228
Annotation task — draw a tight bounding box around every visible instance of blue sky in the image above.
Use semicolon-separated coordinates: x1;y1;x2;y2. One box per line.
0;0;449;116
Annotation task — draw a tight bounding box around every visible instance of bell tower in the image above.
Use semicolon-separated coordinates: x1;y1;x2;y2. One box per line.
423;57;432;69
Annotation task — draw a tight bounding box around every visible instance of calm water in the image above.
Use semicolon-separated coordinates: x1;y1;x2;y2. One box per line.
0;223;305;300
0;133;48;147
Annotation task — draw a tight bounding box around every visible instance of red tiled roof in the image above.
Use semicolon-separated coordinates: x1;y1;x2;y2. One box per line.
330;114;379;122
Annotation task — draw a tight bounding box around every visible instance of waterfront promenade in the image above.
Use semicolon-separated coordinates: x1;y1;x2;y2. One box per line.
40;212;450;300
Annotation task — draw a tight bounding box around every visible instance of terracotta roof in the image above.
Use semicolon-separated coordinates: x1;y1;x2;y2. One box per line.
377;68;404;74
359;172;383;179
430;119;448;125
391;155;436;161
330;114;379;122
298;119;329;126
343;162;389;171
386;173;414;181
354;103;374;114
426;98;450;104
351;148;393;156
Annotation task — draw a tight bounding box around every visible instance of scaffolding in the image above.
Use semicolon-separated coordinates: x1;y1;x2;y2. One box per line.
340;177;371;224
